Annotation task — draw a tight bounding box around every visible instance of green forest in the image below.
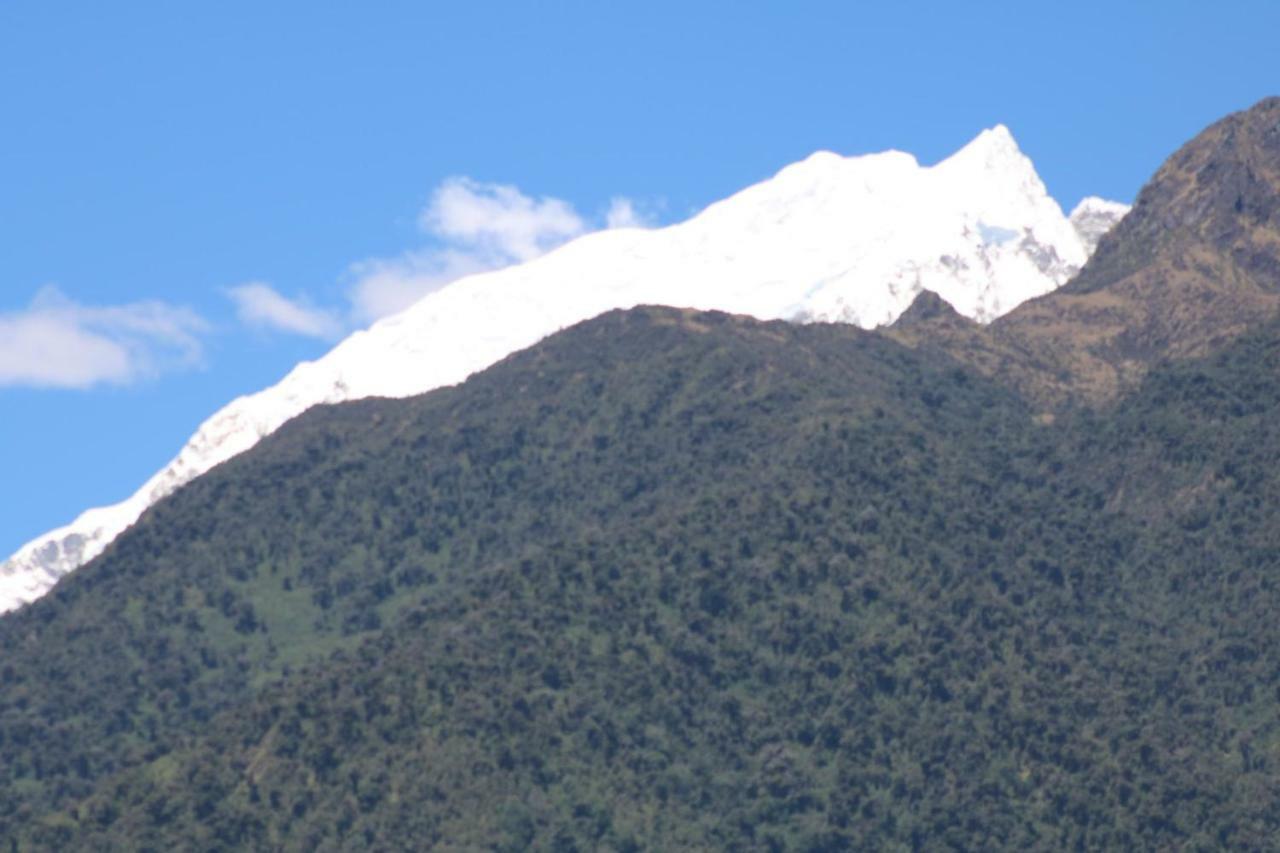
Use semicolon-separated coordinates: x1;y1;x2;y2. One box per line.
4;304;1280;849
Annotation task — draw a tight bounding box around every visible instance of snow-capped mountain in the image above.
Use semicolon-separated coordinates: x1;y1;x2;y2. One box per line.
0;126;1127;614
1068;196;1131;255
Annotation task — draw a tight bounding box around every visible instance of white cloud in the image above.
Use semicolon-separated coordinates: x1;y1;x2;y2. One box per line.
0;286;208;389
421;177;587;262
7;180;656;390
604;197;652;229
346;178;590;324
346;248;493;325
346;179;660;325
227;281;342;339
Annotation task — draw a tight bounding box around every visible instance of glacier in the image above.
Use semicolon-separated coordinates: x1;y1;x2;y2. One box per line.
0;125;1127;614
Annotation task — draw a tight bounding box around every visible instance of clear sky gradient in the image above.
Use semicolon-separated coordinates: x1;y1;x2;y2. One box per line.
2;0;1279;558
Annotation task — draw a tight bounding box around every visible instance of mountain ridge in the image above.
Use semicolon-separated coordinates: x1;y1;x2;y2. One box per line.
891;97;1280;409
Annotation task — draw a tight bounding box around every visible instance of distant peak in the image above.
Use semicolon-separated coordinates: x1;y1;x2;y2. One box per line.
1068;197;1130;255
961;124;1022;158
934;124;1035;181
1069;196;1131;219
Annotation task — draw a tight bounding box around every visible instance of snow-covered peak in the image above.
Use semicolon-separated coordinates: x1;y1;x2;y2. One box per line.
943;124;1022;166
0;128;1129;614
936;125;1041;194
1069;196;1131;254
1070;195;1131;219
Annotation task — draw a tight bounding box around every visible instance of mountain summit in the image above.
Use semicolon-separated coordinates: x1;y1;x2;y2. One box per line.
0;128;1125;613
895;96;1280;407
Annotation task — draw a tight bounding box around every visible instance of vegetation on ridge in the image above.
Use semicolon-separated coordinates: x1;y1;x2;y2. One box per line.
2;306;1280;849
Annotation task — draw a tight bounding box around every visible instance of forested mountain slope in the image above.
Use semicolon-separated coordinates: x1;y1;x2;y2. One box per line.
7;306;1280;849
2;308;1039;841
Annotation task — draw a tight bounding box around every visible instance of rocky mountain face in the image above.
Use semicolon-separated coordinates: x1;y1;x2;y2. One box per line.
0;127;1125;615
1070;96;1280;296
893;97;1280;409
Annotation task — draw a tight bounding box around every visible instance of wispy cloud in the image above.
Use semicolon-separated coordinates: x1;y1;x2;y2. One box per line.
7;180;657;392
422;177;588;263
346;248;494;326
604;196;654;229
226;281;342;339
0;286;208;389
346;179;657;324
223;180;659;331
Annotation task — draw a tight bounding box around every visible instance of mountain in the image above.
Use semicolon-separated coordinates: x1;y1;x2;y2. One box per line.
893;97;1280;409
1068;196;1132;254
8;298;1280;848
0;127;1126;615
5;99;1280;847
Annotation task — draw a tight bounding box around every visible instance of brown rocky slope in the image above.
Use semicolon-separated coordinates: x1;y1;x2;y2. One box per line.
891;96;1280;410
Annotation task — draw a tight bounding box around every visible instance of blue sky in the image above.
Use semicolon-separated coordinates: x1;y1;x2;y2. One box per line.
2;0;1279;558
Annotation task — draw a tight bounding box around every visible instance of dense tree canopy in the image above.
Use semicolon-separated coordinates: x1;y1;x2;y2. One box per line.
3;306;1280;849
